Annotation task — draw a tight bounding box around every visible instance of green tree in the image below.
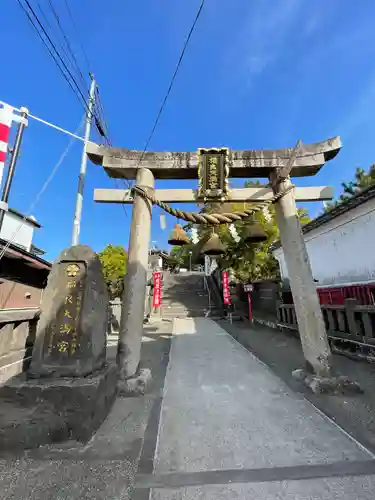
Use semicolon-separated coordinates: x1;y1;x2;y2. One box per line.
324;164;375;212
169;242;204;269
98;244;128;298
167;179;310;282
194;181;311;282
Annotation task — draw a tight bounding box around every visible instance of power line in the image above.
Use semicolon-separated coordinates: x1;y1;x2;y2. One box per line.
36;1;73;74
140;0;205;158
21;0;89;109
43;1;110;142
119;0;205;210
36;0;87;94
117;0;206;220
51;4;132;198
21;0;133;217
18;0;107;142
50;0;110;144
17;0;87;111
18;2;129;226
95;87;110;143
46;0;88;91
63;0;92;73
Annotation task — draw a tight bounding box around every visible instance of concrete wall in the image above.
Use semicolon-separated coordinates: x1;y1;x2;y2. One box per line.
0;310;39;384
273;196;375;287
0;278;43;309
0;211;34;252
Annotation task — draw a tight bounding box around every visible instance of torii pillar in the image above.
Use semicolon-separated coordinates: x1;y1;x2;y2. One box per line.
116;168;154;394
88;137;361;394
271;174;331;377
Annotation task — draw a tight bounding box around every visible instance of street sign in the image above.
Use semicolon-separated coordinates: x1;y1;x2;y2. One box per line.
244;284;253;292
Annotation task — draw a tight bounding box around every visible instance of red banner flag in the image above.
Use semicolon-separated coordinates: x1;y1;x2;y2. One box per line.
152;272;162;308
222;271;231;305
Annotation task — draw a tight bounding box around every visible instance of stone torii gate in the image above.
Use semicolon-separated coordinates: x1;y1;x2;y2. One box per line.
87;137;354;394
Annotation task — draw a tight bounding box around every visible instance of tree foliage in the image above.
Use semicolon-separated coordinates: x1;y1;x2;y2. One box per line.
169;243;203;269
324;164;375;212
98;244;128;298
169;180;310;283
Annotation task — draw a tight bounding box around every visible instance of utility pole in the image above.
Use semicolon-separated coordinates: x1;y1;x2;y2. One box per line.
0;107;28;232
72;75;96;246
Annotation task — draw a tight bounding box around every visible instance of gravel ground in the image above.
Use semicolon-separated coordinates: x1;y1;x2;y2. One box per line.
0;323;172;500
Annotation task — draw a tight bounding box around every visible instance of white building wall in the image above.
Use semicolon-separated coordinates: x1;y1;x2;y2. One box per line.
273;197;375;287
0;212;34;251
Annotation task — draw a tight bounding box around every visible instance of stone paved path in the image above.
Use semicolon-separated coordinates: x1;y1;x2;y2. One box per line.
134;318;375;500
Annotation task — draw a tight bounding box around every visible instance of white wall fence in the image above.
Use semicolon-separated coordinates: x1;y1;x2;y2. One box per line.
273;196;375;288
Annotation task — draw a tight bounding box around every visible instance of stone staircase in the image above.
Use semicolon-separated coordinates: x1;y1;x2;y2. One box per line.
159;272;223;319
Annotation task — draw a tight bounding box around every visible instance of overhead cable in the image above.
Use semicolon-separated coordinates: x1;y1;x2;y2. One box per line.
140;0;205;158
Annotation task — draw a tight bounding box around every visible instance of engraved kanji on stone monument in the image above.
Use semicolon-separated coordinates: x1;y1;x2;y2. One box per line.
44;262;85;359
29;245;109;378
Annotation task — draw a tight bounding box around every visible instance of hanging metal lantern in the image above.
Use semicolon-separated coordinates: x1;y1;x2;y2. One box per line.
201;232;226;256
242;221;267;243
168;224;190;246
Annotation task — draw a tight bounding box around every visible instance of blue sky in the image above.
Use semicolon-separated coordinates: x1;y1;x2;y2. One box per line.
1;0;375;260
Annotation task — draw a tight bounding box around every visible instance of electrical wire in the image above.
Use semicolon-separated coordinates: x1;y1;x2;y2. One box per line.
63;0;92;73
95;87;111;143
36;0;87;94
18;0;109;145
0;118;85;263
119;0;205;209
20;0;90;110
36;1;76;79
139;0;205;158
46;0;88;91
61;1;111;144
17;1;128;227
20;0;135;218
17;0;87;111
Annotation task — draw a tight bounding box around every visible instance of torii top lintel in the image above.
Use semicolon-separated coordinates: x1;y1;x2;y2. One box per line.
86;137;341;180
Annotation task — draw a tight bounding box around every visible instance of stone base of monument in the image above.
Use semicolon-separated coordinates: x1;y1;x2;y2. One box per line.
0;364;118;451
118;367;152;397
292;368;363;395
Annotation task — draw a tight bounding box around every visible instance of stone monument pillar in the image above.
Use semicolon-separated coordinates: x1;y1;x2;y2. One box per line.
0;245;118;450
29;245;108;377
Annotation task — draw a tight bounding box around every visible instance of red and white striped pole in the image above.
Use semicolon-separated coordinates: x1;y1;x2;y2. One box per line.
0;105;28;231
0;104;13;188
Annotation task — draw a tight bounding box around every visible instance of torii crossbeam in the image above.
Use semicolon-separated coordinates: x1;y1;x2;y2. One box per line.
87;136;341;180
